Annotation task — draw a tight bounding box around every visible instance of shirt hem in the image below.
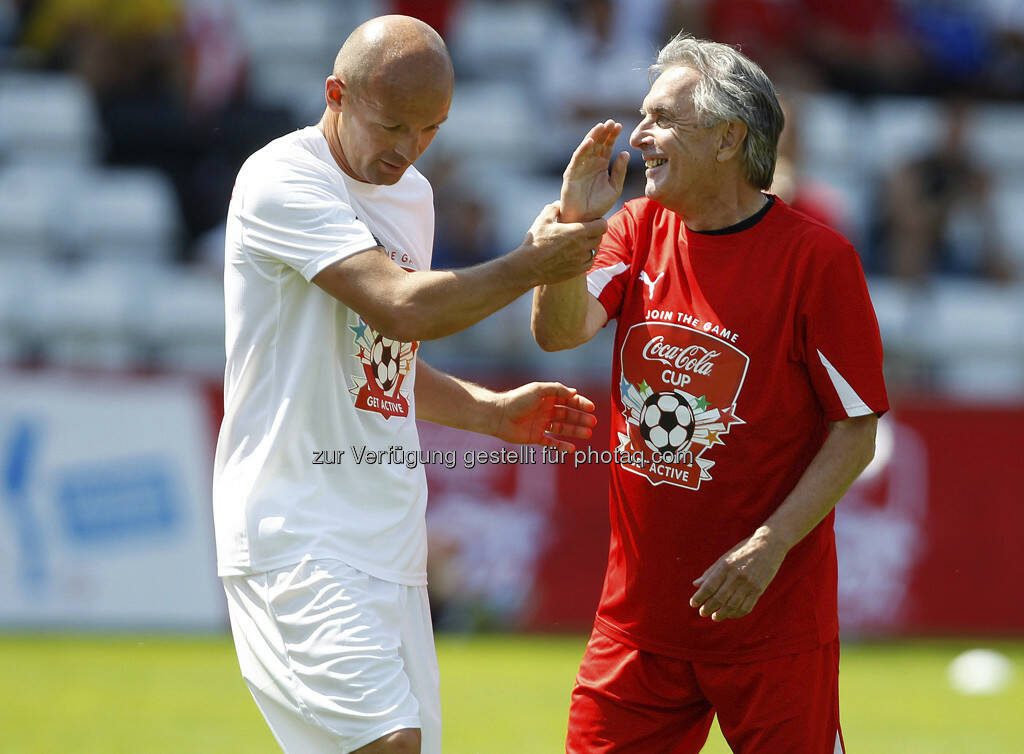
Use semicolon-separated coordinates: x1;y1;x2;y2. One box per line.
217;551;427;587
593;615;836;664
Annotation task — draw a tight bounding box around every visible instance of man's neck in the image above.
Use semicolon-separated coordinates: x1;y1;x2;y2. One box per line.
676;185;768;233
317;110;360;181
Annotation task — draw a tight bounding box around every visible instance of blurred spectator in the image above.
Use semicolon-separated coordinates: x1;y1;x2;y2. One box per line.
869;100;1013;282
799;0;929;95
14;0;294;258
535;0;655;170
692;0;805;76
771;97;847;234
433;194;501;270
981;0;1024;98
388;0;460;39
901;1;993;89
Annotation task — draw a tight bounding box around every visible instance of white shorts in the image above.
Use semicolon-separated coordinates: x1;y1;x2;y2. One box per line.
222;558;441;753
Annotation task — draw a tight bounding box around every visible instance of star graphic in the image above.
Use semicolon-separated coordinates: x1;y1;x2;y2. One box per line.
693;394;710;411
638;379;652;396
349;322;369;342
704;429;722;446
718;404;744;427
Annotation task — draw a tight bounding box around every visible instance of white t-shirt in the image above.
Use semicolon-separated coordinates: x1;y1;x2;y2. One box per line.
213;126;434;584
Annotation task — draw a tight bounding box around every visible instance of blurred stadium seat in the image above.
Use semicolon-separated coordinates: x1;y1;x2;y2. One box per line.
142;267;226;373
798;94;863;170
967;103;1024;173
0;164;77;259
66;168;182;263
991;177;1024;273
447;1;556;81
864;97;944;172
237;0;342;120
0;71;100;166
433;80;541;169
28;260;145;368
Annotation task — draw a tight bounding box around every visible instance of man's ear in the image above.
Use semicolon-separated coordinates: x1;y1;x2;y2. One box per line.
716;120;748;163
324;75;346;112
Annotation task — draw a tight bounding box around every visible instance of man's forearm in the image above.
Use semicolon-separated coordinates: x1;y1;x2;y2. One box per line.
533;274;609;351
414;359;499;436
758;415;878;552
315;205;606;343
391;253;535;342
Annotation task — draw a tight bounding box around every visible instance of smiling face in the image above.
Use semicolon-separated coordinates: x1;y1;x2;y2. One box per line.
330;77;451;185
629;66;726;213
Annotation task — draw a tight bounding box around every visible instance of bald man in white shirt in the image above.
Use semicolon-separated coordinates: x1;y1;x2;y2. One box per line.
214;15;606;754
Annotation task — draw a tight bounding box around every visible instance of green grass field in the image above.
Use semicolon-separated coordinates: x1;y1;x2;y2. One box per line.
1;634;1021;753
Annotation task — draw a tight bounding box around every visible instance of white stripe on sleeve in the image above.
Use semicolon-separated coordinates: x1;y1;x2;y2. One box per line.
586;262;628;299
834;731;844;754
817;349;873;417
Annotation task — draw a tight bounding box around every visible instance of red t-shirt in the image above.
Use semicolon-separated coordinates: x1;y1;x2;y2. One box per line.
586;195;889;663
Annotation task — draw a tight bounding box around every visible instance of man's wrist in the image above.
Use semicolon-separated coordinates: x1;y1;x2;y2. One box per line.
752;523;796;555
501;244;543;289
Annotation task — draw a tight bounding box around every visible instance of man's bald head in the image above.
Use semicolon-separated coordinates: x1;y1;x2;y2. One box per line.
333;15;453;100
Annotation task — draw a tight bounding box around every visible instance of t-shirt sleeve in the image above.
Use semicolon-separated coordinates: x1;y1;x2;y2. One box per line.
799;241;889;421
239;162;379;282
586;205;637;320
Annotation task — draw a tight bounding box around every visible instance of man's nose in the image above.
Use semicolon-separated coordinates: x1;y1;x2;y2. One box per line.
629;122;649;149
396;132;426;163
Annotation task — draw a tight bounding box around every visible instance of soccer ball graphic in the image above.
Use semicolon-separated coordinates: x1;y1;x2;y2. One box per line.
370;334;401;391
639;391;695;456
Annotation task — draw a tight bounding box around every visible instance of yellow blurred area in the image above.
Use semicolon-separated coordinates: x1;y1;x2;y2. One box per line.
21;0;183;53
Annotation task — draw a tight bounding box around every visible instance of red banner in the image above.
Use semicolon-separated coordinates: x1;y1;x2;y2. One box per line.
419;390;1024;637
204;377;1024;636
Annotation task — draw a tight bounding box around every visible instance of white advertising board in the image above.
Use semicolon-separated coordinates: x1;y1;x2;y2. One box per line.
0;370;224;629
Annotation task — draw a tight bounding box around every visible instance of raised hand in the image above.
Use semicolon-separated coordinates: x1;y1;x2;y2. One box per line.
561;120;630;222
492;382;597;453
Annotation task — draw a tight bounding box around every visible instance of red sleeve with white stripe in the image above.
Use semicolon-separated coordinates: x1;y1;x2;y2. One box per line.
800;244;889;421
586;205;638;321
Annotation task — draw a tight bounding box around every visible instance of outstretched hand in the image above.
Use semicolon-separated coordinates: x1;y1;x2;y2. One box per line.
689;528;789;621
561;120;630;222
492;382;597;453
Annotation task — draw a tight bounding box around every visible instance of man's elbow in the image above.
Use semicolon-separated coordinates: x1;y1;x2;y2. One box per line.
848;414;878;472
858;431;876;472
532;323;581;352
361;305;425;343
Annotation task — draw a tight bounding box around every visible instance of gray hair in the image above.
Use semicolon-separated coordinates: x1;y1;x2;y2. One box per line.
652;32;784;190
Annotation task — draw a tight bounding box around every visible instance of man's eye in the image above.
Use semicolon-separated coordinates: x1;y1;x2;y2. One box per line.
382;124;402;132
655;115;672;128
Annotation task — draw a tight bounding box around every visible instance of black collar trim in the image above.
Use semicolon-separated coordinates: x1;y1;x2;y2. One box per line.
691;195;775;236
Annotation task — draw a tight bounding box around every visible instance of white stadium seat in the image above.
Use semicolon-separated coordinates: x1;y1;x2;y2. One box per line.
432;81;541;168
65;168;182;262
990;177;1024;275
0;72;100;166
798;93;864;170
448;1;557;81
967;103;1024;173
27;259;151;368
0;164;80;258
142;267;226;373
863;98;944;174
236;1;334;61
918;280;1022;357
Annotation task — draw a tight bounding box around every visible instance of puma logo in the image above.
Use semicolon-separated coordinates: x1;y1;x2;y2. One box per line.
640;270;664;298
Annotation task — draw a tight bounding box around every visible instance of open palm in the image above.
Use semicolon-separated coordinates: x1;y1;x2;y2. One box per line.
494;382;597;453
560;120;630;222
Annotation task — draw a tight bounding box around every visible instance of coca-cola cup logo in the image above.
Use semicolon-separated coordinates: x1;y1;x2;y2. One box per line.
642;337;720;376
